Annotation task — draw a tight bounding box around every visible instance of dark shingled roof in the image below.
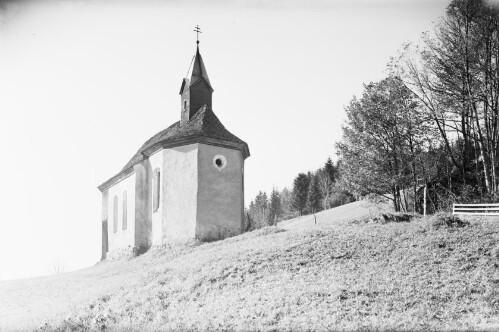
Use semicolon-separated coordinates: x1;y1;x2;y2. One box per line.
98;105;249;191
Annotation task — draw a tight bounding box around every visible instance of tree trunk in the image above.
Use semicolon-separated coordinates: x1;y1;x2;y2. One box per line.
392;186;400;212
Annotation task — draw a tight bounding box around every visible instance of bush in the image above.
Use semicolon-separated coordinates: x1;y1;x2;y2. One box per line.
429;213;469;230
355;212;415;224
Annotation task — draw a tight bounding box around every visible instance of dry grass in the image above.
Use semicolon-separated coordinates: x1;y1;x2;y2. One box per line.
3;201;499;331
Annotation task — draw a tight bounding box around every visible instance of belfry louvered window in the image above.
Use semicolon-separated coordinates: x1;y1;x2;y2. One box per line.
153;168;160;212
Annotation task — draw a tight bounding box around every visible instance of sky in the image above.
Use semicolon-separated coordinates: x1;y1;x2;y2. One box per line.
0;0;449;281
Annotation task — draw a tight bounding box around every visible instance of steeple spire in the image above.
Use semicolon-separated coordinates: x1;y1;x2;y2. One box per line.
179;27;214;125
186;45;212;89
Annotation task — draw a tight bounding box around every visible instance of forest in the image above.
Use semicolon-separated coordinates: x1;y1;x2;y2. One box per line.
246;0;499;228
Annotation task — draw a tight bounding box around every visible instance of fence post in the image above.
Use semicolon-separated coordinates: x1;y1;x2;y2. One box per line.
423;185;427;217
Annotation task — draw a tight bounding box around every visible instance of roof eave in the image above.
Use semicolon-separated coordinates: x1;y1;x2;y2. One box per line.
142;136;249;159
98;137;249;192
97;167;135;192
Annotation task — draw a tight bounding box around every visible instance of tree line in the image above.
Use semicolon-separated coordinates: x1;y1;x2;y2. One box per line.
247;0;498;226
245;158;355;229
338;0;499;213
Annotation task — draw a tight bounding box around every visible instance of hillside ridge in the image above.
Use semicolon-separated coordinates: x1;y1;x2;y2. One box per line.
2;201;499;331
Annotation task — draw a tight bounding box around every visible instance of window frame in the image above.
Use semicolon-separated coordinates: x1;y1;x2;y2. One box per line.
213;154;227;171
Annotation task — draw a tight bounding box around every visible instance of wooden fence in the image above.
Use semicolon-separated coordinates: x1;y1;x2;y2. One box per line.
452;203;499;216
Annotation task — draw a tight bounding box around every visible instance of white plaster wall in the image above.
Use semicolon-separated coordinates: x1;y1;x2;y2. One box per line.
101;190;109;260
107;173;136;252
101;190;108;221
163;144;198;242
196;144;244;241
148;148;164;246
133;162;150;249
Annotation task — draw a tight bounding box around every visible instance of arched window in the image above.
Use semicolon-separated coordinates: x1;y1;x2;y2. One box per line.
153;168;160;212
113;195;118;233
122;191;127;230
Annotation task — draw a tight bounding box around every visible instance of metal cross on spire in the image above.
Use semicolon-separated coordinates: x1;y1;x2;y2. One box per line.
194;25;202;44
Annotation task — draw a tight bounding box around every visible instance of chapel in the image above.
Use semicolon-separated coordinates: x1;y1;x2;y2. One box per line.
98;39;250;259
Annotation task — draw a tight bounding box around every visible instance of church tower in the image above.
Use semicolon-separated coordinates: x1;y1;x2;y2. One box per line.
179;45;213;125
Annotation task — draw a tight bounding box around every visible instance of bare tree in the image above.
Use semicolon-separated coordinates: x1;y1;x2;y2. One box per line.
393;0;499;195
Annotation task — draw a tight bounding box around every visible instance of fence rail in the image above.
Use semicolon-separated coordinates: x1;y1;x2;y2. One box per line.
453;203;499;216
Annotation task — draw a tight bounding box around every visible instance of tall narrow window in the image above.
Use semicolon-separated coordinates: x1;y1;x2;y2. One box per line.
183;100;187;112
122;191;127;230
153;168;160;212
113;195;118;233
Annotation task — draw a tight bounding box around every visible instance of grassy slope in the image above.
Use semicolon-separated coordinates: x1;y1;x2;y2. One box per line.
3;201;499;331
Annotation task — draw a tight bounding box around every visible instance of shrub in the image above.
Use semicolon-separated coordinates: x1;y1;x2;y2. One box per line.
429;212;469;230
355;212;415;224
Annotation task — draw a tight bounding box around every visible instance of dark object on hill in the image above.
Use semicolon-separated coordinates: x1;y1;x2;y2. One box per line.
357;212;414;224
491;245;499;264
430;213;470;230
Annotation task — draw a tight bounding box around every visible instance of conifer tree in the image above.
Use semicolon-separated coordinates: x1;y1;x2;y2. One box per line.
268;187;282;225
280;187;292;217
255;191;269;227
307;173;322;214
324;157;336;183
291;173;309;216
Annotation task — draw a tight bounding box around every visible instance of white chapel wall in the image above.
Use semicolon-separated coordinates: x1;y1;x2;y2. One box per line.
196;144;244;241
104;142;244;250
133;162;150;249
106;173;136;252
148;148;164;246
163;144;199;242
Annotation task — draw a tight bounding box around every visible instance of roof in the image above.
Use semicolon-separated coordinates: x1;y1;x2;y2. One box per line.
98;105;250;191
180;46;213;94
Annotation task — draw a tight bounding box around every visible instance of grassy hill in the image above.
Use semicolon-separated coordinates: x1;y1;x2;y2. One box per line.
2;201;499;331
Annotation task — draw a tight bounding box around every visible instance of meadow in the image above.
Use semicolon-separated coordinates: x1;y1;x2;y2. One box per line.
2;201;499;331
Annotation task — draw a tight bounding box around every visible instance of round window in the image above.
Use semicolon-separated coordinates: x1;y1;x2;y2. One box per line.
213;155;227;170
